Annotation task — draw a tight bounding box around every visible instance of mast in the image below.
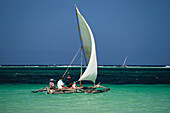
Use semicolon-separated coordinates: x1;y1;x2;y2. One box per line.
75;4;83;87
75;4;88;66
80;46;83;87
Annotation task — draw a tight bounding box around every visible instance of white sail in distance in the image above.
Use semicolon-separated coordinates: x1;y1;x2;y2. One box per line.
123;56;128;66
75;6;97;83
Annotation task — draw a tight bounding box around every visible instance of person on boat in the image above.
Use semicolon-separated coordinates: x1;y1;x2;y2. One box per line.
49;79;56;89
72;81;78;89
66;76;73;88
57;77;67;89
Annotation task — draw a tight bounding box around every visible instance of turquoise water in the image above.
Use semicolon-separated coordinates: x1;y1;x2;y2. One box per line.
0;84;170;113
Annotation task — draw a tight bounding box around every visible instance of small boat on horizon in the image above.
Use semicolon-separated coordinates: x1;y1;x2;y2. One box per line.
121;56;128;67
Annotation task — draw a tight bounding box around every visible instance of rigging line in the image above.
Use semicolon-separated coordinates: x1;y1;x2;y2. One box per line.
62;47;81;78
72;50;80;65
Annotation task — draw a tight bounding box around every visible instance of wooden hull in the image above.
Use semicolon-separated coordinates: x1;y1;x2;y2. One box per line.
32;86;110;94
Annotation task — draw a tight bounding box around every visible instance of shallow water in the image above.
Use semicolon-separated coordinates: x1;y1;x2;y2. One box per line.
0;84;170;113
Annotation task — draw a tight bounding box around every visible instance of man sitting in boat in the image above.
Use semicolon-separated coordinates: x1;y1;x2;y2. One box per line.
66;76;73;88
57;77;67;89
49;79;56;89
72;81;78;89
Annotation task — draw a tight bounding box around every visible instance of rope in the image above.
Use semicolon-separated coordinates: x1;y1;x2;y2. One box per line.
73;52;80;65
62;47;81;78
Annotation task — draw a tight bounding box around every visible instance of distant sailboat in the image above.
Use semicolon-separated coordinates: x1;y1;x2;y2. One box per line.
122;56;128;67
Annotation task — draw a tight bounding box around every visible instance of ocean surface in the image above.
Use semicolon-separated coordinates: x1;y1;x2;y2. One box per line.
0;66;170;113
0;65;170;84
0;84;170;113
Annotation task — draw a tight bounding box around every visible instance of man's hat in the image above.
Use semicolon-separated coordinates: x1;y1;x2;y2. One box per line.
67;76;71;79
50;79;54;82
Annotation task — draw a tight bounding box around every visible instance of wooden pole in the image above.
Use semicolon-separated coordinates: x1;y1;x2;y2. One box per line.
75;4;83;87
74;4;88;65
80;46;83;87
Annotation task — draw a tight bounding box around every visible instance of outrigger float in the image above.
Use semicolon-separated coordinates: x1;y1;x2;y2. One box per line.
32;4;110;94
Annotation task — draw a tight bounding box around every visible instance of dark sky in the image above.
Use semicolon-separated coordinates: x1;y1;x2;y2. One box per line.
0;0;170;65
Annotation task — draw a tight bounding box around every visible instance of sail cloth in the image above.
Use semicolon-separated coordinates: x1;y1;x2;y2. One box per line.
75;6;97;83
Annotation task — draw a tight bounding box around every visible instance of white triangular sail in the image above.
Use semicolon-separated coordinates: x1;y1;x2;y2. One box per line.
123;56;128;66
75;6;97;83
